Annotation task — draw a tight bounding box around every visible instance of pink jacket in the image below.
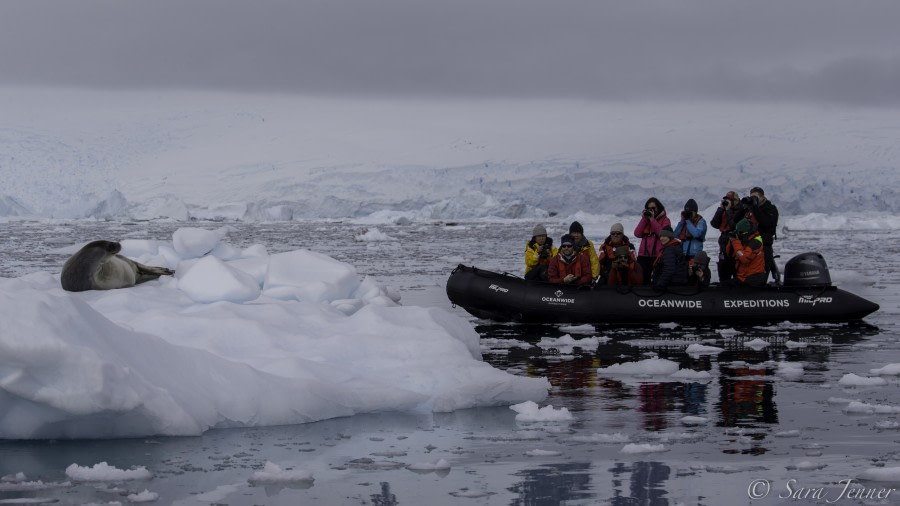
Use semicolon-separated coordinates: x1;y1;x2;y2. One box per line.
633;211;672;258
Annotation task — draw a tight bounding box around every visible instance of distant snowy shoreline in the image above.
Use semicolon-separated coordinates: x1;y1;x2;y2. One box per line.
2;87;897;221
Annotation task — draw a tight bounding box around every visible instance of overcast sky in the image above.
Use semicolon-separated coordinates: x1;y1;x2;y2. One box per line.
2;0;899;104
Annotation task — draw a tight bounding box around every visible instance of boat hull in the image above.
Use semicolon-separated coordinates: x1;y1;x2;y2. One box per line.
446;265;880;324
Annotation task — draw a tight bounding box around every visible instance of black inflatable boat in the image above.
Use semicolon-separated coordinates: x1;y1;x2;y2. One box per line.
446;252;879;324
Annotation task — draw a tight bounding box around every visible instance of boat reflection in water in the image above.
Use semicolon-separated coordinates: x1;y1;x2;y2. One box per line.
478;321;879;505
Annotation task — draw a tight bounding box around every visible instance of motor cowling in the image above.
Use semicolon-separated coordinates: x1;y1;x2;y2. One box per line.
783;252;832;287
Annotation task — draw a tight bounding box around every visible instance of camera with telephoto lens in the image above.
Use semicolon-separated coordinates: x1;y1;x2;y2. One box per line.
643;209;653;218
681;209;693;220
721;198;731;208
741;195;759;207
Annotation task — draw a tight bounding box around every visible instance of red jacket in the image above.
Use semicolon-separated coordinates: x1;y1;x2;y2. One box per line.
548;252;592;285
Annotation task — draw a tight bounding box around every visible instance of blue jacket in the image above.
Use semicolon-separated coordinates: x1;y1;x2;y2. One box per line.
674;215;707;258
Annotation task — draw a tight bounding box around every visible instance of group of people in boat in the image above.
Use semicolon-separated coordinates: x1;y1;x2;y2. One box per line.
525;187;779;290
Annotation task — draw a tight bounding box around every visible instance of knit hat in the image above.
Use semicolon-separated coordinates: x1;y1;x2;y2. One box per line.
569;221;584;234
750;186;765;196
725;191;739;201
610;223;624;234
532;224;547;237
693;250;710;267
684;198;699;213
659;226;675;239
735;218;752;235
560;234;575;246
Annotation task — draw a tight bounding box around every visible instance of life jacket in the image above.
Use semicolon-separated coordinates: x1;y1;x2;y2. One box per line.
729;233;766;282
678;214;706;241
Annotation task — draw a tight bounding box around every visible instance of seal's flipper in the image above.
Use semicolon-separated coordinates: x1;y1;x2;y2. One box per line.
133;262;175;284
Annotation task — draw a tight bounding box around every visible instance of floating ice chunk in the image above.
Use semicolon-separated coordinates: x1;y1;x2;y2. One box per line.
843;401;900;414
827;397;857;405
776;362;804;380
450;490;495;498
0;473;26;483
571;433;631;444
598;358;680;376
510;401;573;422
685;344;724;355
558;324;596;335
355;228;396;242
653;432;704;443
838;373;888;387
621;443;669;454
858;466;900;482
744;338;770;350
718;328;741;337
670;369;712;380
249;461;314;484
786;461;827;471
659;322;679;329
127;489;160;502
680;416;709;426
525;449;562;457
774;430;801;437
65;462;153;481
875;421;900;430
870;363;900;376
784;340;808;349
537;334;601;354
407;459;451;471
178;256;261;303
173;227;231;258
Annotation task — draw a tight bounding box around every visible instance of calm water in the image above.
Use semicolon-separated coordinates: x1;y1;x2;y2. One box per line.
0;219;898;506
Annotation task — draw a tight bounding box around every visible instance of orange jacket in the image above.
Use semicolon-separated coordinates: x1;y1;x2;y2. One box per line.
548;252;593;285
729;233;765;282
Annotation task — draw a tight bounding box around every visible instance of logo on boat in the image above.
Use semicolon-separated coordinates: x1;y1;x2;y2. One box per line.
488;284;509;293
798;295;833;306
542;289;575;305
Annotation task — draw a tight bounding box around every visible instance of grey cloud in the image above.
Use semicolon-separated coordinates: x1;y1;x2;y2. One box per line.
2;0;899;104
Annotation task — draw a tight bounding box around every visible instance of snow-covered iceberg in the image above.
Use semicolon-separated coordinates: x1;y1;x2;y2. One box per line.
0;228;549;439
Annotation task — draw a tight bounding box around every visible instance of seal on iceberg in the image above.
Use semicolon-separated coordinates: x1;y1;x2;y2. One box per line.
61;240;175;292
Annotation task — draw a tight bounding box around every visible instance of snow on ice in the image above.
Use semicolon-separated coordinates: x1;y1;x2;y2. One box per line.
0;228;549;439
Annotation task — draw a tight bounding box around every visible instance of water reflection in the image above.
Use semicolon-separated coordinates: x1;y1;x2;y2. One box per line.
609;461;671;506
508;462;593;506
480;322;877;434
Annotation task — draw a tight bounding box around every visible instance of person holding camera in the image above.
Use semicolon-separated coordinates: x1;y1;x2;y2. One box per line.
596;223;643;286
726;218;767;287
548;234;593;286
634;197;671;285
710;190;746;282
673;198;707;260
688;250;712;288
525;224;557;281
743;187;779;284
651;226;689;290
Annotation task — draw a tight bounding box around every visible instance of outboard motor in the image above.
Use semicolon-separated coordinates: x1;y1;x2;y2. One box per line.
782;252;832;287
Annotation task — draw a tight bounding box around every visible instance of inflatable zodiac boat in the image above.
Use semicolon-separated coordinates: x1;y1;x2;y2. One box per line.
446;252;879;324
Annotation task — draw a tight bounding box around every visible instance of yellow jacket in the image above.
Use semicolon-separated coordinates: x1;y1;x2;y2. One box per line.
525;241;557;275
574;240;600;279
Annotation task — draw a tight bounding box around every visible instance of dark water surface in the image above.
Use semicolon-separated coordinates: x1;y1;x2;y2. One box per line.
0;219;898;505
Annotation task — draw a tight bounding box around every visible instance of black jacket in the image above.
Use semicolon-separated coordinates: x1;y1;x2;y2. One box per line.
750;200;779;244
653;240;689;289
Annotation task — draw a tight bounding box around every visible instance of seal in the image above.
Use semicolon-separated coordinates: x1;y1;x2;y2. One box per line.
61;240;175;292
